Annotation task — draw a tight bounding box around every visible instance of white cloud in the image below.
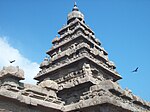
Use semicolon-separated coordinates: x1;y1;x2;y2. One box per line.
0;37;40;84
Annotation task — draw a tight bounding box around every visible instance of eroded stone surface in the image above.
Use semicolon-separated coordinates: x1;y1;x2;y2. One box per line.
0;66;24;80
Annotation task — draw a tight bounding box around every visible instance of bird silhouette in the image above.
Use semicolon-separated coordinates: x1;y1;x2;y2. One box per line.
9;60;15;63
132;67;139;72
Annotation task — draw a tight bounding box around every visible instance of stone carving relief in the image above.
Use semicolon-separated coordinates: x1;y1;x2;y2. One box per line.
40;57;49;69
38;79;58;90
57;70;85;90
37;42;119;80
106;61;116;69
82;63;92;75
52;36;59;46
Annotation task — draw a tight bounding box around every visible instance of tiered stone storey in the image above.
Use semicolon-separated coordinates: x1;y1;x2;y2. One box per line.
0;3;150;112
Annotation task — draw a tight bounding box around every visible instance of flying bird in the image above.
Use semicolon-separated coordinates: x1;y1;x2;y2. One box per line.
9;60;15;63
132;67;139;72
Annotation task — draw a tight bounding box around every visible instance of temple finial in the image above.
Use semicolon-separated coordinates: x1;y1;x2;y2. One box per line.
72;1;79;11
74;2;77;7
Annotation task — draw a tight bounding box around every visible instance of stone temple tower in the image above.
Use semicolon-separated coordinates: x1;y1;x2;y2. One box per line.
0;3;149;112
33;3;150;111
34;2;122;104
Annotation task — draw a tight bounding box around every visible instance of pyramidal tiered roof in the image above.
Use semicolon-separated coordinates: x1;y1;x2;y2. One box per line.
34;3;122;83
0;3;149;112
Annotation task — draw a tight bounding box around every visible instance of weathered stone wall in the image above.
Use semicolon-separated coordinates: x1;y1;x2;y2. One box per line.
76;104;131;112
0;96;61;112
0;97;60;112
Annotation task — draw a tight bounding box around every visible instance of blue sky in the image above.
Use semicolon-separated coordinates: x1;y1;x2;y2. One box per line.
0;0;150;101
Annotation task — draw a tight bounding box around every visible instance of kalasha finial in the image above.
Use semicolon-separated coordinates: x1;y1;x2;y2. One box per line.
72;1;79;11
74;2;77;7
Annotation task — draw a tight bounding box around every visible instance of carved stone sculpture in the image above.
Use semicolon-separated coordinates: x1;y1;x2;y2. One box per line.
38;79;58;90
82;63;92;75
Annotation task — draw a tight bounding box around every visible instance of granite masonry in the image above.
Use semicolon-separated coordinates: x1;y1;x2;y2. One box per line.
0;3;150;112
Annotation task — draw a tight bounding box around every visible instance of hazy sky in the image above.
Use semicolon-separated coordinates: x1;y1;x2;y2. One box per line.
0;0;150;101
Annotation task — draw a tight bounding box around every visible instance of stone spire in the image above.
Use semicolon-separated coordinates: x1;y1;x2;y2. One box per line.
35;2;122;83
67;2;84;24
